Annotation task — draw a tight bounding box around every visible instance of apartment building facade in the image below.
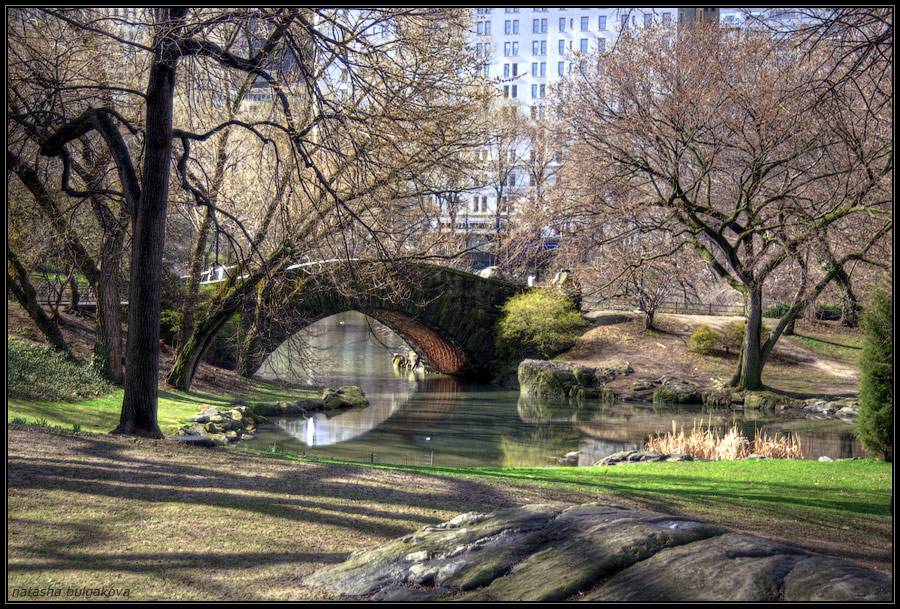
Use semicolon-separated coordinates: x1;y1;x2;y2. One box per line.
448;7;737;241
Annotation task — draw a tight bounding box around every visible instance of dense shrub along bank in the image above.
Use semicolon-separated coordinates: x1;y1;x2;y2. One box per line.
7;337;116;402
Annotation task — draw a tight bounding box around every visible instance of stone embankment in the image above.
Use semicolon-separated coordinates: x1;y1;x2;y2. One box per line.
517;360;860;422
171;386;368;446
304;502;892;602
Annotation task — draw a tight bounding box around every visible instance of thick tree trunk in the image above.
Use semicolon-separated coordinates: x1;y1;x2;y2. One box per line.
738;284;765;391
114;10;185;437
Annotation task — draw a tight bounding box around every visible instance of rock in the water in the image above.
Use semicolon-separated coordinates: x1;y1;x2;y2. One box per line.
320;386;368;410
303;502;892;602
517;359;622;401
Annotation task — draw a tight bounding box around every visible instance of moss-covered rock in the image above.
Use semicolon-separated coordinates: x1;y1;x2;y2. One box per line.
518;359;624;402
652;376;701;405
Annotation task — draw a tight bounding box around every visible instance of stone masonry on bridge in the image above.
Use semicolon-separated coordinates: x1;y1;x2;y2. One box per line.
239;262;529;379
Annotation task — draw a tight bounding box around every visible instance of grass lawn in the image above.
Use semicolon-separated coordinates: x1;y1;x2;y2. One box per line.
8;383;321;436
7;425;893;601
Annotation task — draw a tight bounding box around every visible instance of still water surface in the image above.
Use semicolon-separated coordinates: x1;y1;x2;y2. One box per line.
247;312;865;467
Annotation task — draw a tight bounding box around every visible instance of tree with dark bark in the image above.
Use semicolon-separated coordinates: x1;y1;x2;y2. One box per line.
553;24;891;390
13;8;491;436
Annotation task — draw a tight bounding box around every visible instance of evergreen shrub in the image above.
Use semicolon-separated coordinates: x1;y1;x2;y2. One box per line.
856;283;892;461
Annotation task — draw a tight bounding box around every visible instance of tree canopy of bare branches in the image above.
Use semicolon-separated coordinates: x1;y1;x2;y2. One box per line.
553;22;891;390
8;8;493;436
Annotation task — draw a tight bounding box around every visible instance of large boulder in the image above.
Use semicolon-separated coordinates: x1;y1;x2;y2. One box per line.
652;376;702;405
517;359;624;401
304;503;892;602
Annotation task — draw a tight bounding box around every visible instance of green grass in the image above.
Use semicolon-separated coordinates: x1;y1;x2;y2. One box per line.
785;331;863;366
261;451;893;520
7;383;320;437
7;333;321;435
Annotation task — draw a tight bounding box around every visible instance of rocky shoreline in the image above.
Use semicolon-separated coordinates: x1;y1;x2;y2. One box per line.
517;360;860;422
170;385;369;446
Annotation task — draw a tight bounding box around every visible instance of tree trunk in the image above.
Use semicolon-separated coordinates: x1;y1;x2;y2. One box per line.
738;284;765;391
114;9;185;437
7;248;71;356
175;205;214;352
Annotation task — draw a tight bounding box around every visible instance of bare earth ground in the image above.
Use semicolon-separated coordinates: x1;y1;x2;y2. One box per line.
563;311;860;402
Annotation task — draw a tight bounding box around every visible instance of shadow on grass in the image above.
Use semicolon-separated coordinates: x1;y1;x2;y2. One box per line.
7;428;543;542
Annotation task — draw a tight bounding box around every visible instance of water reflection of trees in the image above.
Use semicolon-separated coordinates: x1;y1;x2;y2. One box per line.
499;425;581;468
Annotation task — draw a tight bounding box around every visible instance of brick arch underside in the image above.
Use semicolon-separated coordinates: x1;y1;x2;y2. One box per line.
366;309;477;377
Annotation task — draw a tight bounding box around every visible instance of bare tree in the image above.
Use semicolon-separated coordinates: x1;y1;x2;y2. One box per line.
553;23;891;390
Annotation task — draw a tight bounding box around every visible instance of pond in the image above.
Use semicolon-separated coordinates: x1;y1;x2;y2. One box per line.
245;311;866;467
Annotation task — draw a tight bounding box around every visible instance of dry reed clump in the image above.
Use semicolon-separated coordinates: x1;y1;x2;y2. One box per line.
646;420;803;461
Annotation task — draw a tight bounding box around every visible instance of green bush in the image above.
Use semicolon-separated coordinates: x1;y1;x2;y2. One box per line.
7;337;116;402
496;289;586;360
720;321;745;354
720;320;771;354
688;324;719;355
856;283;892;461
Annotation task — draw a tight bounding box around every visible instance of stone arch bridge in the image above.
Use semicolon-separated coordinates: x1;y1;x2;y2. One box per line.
235;261;530;381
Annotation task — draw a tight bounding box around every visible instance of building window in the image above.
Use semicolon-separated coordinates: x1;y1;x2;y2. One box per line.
505;20;511;34
662;12;672;25
512;41;519;55
531;62;538;76
644;13;652;27
541;19;547;32
581;16;589;31
540;62;545;76
511;85;517;98
541;40;547;55
558;39;565;54
504;42;511;56
598;38;606;51
476;43;482;55
504;63;510;78
512;63;518;77
599;15;607;30
531;84;537;98
580;38;588;52
558;61;564;75
559;17;565;32
621;14;628;30
513;20;519;33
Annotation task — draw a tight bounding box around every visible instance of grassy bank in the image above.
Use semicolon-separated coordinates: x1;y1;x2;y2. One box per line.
7;337;320;435
7;425;893;602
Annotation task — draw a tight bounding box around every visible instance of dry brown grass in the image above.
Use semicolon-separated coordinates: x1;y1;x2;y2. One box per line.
647;419;803;461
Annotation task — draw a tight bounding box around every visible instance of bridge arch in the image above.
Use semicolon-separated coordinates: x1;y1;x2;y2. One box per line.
240;263;528;380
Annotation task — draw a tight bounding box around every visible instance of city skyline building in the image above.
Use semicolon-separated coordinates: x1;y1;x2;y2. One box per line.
444;7;742;250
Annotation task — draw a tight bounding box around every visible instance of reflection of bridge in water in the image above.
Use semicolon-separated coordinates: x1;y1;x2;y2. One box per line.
272;374;470;449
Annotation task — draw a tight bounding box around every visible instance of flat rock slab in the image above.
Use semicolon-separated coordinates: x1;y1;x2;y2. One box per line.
304;502;892;602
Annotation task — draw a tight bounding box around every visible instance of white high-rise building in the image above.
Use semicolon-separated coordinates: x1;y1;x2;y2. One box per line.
452;7;733;250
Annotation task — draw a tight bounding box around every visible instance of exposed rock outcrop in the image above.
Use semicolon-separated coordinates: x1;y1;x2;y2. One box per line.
517;359;630;401
304;503;892;602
